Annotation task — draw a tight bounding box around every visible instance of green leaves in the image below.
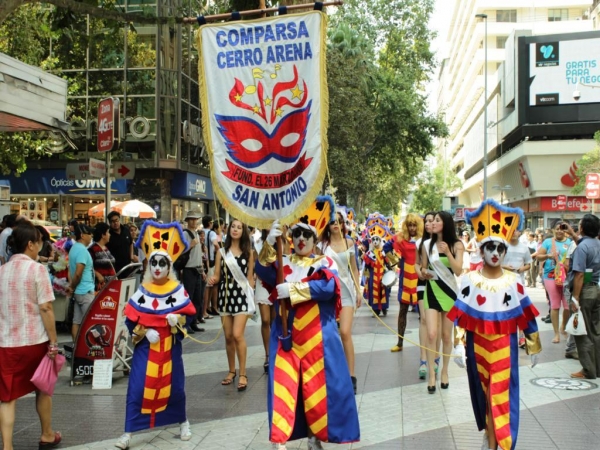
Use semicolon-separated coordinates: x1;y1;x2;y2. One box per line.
572;131;600;195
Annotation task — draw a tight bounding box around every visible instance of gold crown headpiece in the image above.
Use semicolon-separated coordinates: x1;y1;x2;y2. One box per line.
366;223;392;242
293;195;336;237
136;221;189;261
466;199;524;245
365;213;387;228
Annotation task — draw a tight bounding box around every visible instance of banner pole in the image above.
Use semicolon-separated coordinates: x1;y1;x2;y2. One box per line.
276;236;289;339
183;0;343;24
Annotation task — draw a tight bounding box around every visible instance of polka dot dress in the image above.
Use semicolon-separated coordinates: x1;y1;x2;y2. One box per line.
218;253;250;315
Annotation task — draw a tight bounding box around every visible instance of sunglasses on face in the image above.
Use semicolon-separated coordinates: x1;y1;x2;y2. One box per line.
292;229;313;240
483;242;506;253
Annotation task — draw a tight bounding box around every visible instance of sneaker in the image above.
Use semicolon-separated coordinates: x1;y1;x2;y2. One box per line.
272;444;287;450
180;420;192;441
418;361;427;380
115;433;131;449
307;436;324;450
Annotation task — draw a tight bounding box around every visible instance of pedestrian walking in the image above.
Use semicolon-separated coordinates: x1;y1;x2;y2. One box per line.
180;210;206;334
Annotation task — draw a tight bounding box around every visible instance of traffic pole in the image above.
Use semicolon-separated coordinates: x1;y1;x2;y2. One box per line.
105;151;111;220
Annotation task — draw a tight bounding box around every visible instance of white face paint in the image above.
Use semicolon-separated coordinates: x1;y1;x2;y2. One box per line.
371;236;382;248
150;254;170;281
292;228;315;257
482;241;506;267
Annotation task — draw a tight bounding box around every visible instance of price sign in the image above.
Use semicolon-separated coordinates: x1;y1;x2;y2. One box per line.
97;97;120;153
556;195;567;210
585;173;600;199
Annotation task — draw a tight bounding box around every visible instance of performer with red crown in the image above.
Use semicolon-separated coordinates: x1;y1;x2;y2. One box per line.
447;199;542;450
254;196;360;450
114;221;197;450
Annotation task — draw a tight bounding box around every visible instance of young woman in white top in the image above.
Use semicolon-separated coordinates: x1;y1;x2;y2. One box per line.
317;212;362;394
254;229;274;373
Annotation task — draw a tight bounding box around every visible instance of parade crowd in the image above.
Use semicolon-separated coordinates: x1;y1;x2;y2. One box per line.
0;204;599;450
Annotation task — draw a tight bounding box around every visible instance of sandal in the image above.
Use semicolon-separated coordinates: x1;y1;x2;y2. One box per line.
418;360;427;380
221;371;236;385
264;355;269;373
238;374;248;391
39;431;62;449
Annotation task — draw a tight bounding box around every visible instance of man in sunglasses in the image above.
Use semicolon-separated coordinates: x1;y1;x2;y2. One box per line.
255;218;359;450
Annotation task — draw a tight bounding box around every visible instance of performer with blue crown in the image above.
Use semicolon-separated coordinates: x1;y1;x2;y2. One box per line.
114;221;197;450
254;195;360;450
447;199;542;450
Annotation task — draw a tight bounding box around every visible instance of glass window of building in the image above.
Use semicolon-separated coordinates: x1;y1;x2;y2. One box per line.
496;36;508;49
548;9;569;22
496;10;517;23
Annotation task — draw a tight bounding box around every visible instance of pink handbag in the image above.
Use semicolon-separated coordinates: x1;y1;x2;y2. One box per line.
30;354;66;396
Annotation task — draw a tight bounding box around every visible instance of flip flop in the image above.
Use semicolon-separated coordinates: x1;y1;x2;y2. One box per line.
39;431;62;449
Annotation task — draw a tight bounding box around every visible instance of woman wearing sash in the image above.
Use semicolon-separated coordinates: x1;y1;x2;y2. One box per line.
208;219;255;392
318;212;362;394
420;211;464;393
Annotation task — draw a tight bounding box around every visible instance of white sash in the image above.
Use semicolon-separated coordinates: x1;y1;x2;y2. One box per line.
323;245;356;305
220;248;255;315
424;239;459;295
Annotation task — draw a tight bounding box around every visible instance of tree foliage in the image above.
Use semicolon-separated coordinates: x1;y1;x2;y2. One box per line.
571;131;600;195
410;156;462;214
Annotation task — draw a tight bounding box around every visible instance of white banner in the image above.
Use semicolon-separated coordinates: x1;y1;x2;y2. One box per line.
197;11;328;228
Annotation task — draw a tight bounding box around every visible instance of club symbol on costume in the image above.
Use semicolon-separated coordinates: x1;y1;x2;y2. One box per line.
166;295;176;307
503;293;511;307
462;286;471;298
477;221;486;235
491;224;501;234
476;294;486;306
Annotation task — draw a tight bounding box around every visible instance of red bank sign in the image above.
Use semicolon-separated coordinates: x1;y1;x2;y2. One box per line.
539;196;590;212
97;97;120;152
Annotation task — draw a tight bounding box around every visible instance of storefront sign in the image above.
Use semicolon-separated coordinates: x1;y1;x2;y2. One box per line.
171;172;213;200
540;196;590;212
4;169;129;195
97;97;120;153
556;195;567;210
586;173;600;199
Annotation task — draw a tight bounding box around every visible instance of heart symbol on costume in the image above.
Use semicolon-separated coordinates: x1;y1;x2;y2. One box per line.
503;292;511;307
492;211;501;222
152;231;161;239
462;286;470;298
173;242;180;255
476;294;486;306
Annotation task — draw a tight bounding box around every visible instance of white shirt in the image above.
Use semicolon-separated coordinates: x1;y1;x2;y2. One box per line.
184;228;203;269
504;242;533;282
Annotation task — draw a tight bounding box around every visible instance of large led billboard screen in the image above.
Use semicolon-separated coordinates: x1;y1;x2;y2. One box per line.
529;37;600;106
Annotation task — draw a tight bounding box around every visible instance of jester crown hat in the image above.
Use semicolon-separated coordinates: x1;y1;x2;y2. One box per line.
136;221;190;262
466;199;524;245
366;223;392;242
292;195;336;237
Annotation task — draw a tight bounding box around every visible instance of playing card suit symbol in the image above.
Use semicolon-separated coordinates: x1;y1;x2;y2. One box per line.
152;231;161;239
153;241;161;249
144;243;150;255
503;292;511;306
152;298;159;310
476;294;486;306
315;201;325;211
166;295;176;306
502;227;508;236
477;221;486;235
283;265;293;278
162;241;168;250
504;216;513;226
491;224;501;234
173;242;180;255
517;283;524;295
161;232;169;241
462;286;471;298
492;211;501;222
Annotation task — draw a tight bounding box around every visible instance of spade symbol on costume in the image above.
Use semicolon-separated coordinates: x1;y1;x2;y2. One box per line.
144;243;150;255
491;224;501;234
462;286;470;298
504;216;514;226
503;292;511;307
161;232;169;241
153;241;161;250
315;201;325;211
477;221;486;235
166;295;176;307
135;294;145;305
307;267;315;277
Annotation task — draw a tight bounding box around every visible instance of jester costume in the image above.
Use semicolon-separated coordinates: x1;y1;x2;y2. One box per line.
255;244;360;444
363;247;389;315
121;222;196;433
385;236;418;305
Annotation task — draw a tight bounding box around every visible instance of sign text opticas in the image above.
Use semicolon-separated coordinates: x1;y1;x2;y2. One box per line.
5;169;129;195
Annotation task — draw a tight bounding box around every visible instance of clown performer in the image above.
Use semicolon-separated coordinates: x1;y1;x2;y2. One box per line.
384;214;423;352
255;214;360;450
114;221;197;450
363;223;392;316
447;200;542;450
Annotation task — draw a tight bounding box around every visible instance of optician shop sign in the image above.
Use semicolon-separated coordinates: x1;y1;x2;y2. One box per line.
171;172;213;200
4;169;129;195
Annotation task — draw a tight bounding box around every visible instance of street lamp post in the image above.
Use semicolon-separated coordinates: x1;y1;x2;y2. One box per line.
492;184;512;204
476;13;488;200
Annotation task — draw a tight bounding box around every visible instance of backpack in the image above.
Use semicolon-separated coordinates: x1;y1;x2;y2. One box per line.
173;229;194;271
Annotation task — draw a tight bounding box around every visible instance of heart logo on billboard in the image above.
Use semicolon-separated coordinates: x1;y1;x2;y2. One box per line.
540;45;554;59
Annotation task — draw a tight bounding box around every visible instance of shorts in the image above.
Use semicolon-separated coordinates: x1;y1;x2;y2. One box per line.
73;292;95;324
544;278;568;310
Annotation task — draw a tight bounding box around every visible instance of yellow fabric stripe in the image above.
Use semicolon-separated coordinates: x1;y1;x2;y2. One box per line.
150;341;161;352
303;358;324;384
495;413;510;430
274;381;295;410
474;343;510;364
164;336;172;352
141;408;151;414
275;356;299;384
491;368;511;384
155;405;167;413
143;388;156;399
305;385;327;412
293;304;319;331
492;390;509;406
475;332;504;342
499;436;513;450
272;410;292;437
293;330;323;359
146;361;159;378
158;385;171;399
476;363;489;380
311;413;328;434
163;360;172;376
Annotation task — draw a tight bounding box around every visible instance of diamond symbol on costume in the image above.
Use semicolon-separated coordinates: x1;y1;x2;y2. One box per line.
517;283;524;295
462;286;470;298
152;298;159;310
491;224;501;234
477;294;486;306
504;217;513;226
492;211;501;222
477;221;486;235
502;227;508;236
152;231;161;239
162;241;168;250
503;292;511;307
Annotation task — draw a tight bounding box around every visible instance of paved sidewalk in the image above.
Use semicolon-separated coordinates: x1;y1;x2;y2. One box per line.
9;286;600;450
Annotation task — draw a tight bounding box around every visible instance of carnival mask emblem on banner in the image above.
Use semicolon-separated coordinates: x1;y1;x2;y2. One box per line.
197;11;328;228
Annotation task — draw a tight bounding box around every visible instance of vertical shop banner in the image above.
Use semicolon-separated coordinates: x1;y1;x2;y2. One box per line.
197;11;328;228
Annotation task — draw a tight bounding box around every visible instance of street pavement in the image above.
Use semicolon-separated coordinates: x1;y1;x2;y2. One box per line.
9;284;600;450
